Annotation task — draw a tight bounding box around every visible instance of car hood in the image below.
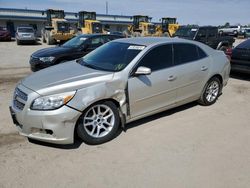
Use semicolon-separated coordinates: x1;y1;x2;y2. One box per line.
21;61;114;95
32;46;75;57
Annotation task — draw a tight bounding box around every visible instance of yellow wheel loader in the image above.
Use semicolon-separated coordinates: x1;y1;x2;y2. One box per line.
124;15;156;37
41;9;75;45
155;17;179;37
77;11;103;34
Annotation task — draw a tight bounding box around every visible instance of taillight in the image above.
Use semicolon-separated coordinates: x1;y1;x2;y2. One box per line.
225;48;232;61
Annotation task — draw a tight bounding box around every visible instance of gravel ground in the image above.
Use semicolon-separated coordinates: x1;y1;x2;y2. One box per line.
0;38;250;188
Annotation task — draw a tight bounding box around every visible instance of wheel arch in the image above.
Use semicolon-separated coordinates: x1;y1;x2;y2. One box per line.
210;74;223;85
73;97;126;141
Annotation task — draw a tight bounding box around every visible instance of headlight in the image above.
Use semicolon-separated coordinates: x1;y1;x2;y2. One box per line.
31;91;75;110
39;56;55;62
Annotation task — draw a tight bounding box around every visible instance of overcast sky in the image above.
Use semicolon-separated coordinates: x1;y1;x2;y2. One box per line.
1;0;249;25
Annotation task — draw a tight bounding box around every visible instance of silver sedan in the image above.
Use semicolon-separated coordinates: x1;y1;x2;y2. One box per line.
15;26;36;45
10;37;230;145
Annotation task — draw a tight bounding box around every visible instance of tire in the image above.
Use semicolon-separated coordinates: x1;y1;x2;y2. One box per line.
233;30;238;37
42;34;46;43
16;39;20;45
77;101;120;145
46;33;54;45
198;77;222;106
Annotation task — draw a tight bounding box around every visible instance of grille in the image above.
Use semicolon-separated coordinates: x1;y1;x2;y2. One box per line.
13;87;28;110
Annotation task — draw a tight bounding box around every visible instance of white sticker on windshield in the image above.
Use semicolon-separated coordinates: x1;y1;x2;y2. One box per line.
128;45;145;50
80;37;87;41
191;28;198;31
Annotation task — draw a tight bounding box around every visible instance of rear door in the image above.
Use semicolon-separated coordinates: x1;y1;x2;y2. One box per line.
172;43;210;103
128;44;177;118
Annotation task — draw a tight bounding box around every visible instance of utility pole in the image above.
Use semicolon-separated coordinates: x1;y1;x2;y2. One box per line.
106;1;108;15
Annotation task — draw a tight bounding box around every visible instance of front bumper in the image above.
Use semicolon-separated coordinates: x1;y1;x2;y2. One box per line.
10;84;81;144
0;35;11;40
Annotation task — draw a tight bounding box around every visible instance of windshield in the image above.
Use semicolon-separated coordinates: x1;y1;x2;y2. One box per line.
18;28;34;33
174;27;197;38
62;36;88;48
81;42;145;72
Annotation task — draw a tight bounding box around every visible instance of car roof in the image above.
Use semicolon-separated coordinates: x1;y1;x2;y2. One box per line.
114;37;215;55
114;37;196;46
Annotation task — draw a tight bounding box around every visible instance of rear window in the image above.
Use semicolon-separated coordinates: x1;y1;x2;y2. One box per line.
18;28;34;33
173;43;200;65
236;39;250;49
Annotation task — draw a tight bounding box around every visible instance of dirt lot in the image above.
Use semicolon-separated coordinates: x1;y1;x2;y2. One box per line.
0;39;250;188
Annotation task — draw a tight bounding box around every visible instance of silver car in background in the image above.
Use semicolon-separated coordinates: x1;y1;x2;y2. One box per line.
15;26;36;45
10;37;230;145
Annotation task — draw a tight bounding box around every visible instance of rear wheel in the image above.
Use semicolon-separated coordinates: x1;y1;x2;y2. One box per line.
42;34;46;43
16;39;21;45
46;33;55;45
198;77;221;106
77;101;120;145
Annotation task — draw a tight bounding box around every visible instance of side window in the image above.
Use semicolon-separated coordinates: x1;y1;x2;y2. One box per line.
208;29;217;37
89;37;105;48
137;44;173;72
197;46;208;59
173;43;199;65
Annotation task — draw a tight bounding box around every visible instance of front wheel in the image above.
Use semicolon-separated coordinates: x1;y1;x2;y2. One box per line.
77;101;120;145
198;77;221;106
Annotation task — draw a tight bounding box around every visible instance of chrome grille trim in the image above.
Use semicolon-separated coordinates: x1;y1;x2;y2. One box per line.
13;87;28;110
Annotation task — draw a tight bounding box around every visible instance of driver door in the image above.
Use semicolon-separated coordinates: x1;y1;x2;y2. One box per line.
128;44;177;119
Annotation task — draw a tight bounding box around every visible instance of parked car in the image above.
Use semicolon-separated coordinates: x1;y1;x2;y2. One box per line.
230;39;250;74
15;26;36;45
240;28;250;38
10;37;230;145
30;34;124;71
0;26;11;41
174;26;235;51
218;25;241;36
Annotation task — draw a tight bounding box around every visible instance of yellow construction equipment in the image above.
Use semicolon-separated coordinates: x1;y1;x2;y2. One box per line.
78;11;103;34
125;15;156;37
41;9;75;45
156;17;179;37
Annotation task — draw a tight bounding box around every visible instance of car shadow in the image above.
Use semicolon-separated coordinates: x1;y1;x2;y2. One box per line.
230;72;250;81
17;41;42;46
125;102;198;130
28;102;198;149
27;137;83;149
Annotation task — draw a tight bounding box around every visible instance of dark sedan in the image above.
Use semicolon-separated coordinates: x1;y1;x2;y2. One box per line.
231;39;250;74
0;26;11;41
30;34;124;71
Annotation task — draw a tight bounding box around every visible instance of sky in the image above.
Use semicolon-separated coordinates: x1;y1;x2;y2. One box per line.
0;0;249;26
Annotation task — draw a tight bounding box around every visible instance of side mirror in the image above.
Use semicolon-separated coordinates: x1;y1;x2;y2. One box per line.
134;66;151;76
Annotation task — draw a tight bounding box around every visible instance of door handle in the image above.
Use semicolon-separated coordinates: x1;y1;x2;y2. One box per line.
168;75;177;81
201;66;208;71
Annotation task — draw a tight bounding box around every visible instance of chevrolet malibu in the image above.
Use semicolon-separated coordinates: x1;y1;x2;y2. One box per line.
10;37;230;145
